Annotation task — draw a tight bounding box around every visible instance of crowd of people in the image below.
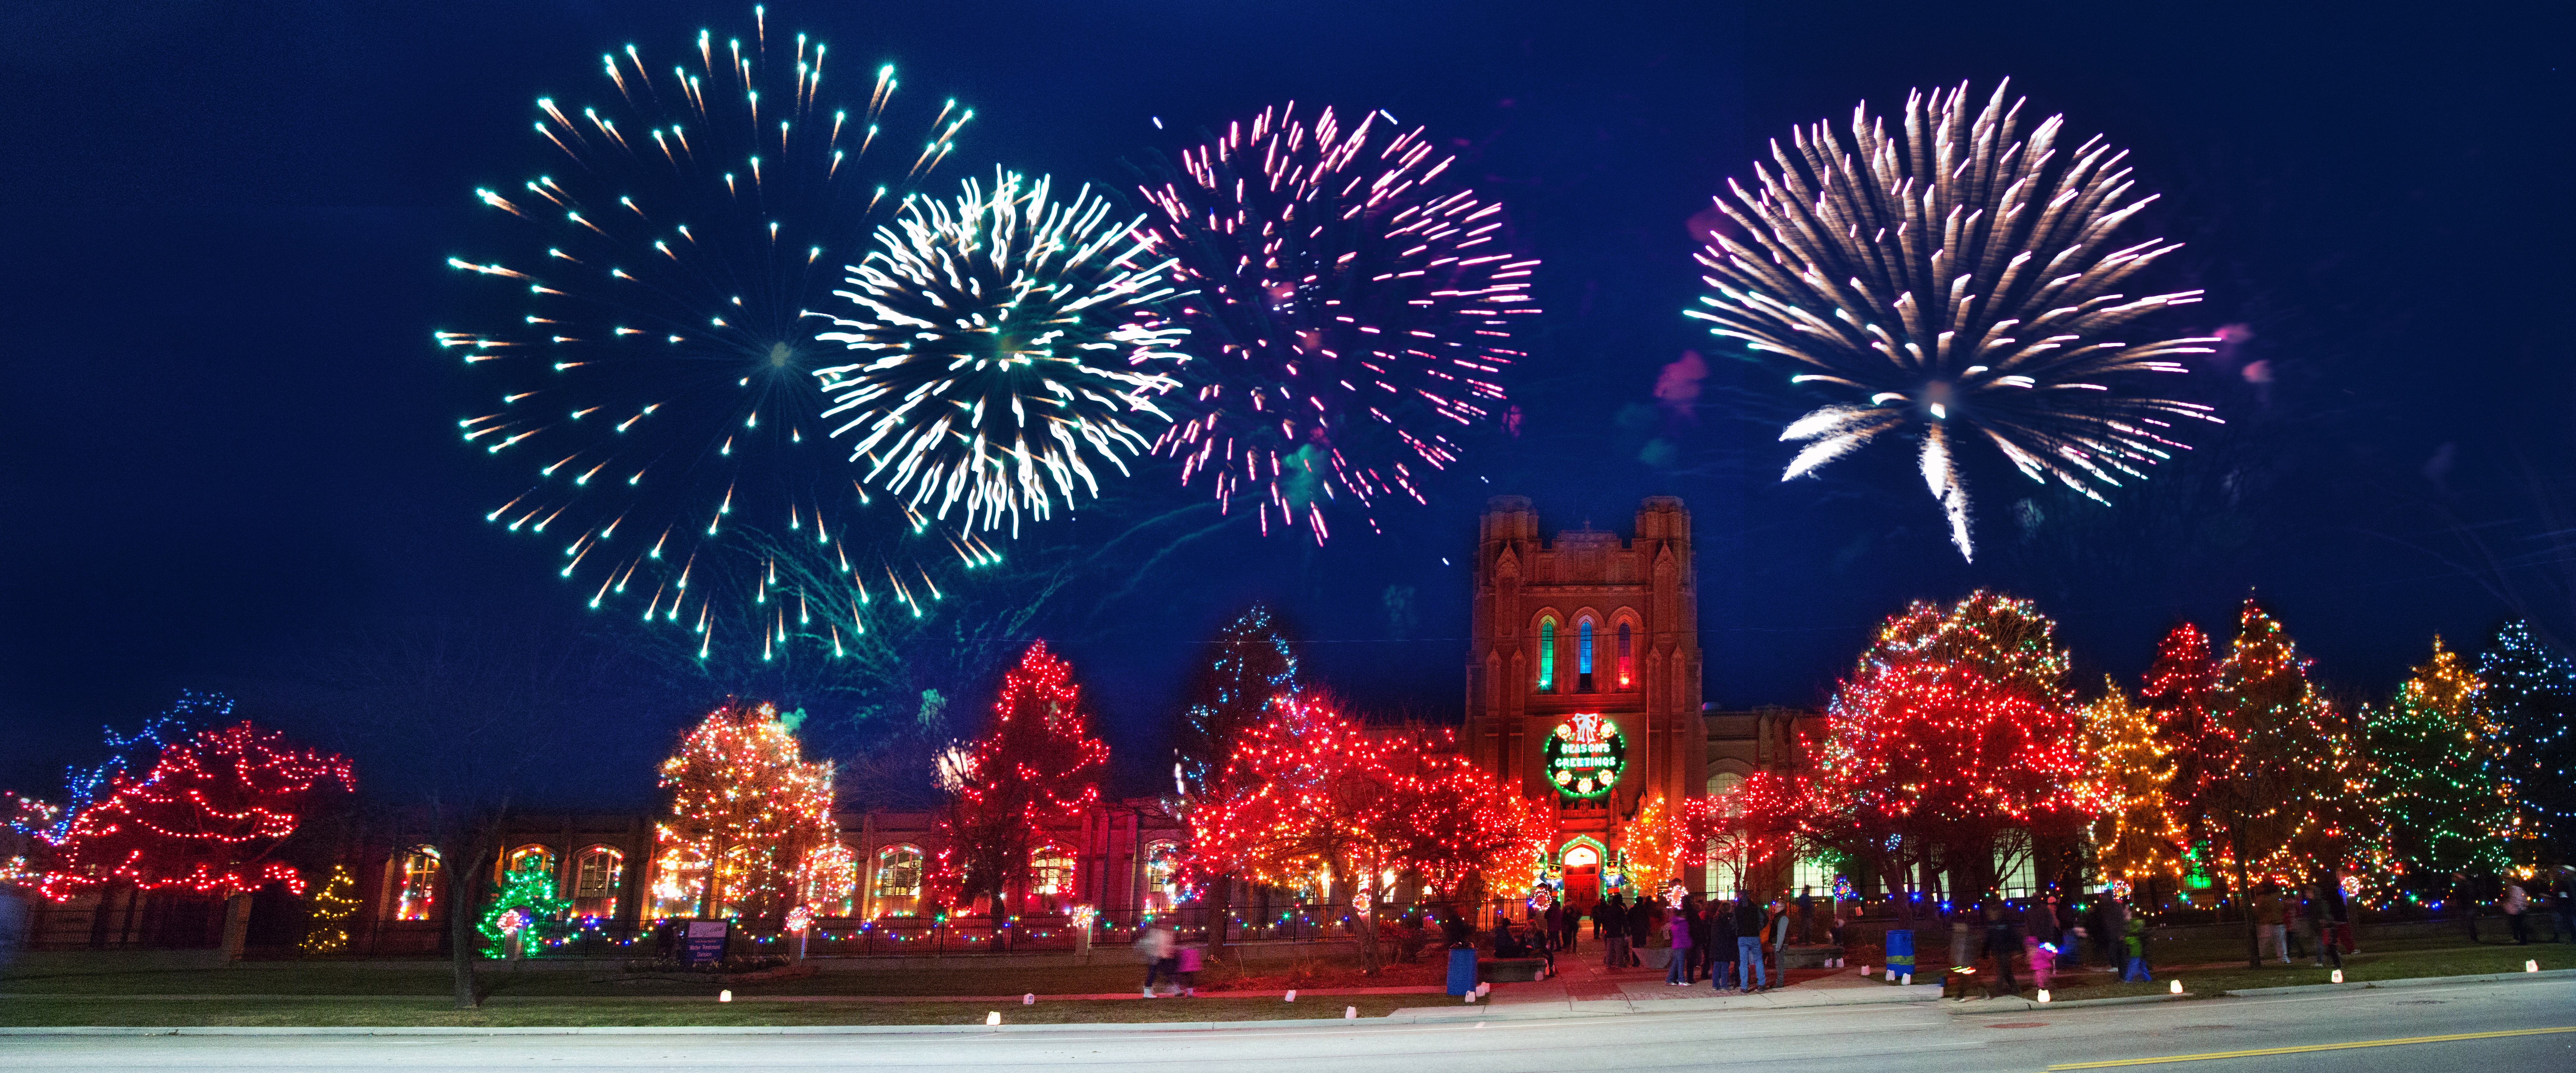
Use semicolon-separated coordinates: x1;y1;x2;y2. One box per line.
1488;887;1842;993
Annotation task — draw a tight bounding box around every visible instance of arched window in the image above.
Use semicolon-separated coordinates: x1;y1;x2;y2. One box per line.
571;846;624;919
499;844;557;887
1143;842;1183;913
391;846;441;922
1616;623;1634;689
1029;847;1078;912
1577;619;1595;693
1538;618;1557;692
872;845;924;917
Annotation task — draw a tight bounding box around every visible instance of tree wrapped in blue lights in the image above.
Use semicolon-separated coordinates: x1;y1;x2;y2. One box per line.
11;691;227;845
1175;606;1301;799
2476;621;2576;855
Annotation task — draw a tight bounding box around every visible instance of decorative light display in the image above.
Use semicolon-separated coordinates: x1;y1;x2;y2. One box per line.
1542;713;1625;798
14;690;226;846
652;701;843;923
928;641;1109;913
1188;700;1542;905
2140;623;2220;850
38;721;353;902
1175;605;1302;798
1807;592;2094;898
298;864;361;954
2361;636;2522;894
2200;600;2365;888
2477;621;2576;852
479;858;572;956
2084;681;2188;890
1136;103;1538;540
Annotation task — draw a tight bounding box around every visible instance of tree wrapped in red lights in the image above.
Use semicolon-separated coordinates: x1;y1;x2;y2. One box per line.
1701;772;1802;905
2202;600;2365;966
1806;592;2094;917
928;641;1109;918
1367;727;1549;899
2140;622;2221;854
39;721;352;902
652;702;841;926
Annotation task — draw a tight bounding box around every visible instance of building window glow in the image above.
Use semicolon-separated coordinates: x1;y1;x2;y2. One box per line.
1538;618;1556;692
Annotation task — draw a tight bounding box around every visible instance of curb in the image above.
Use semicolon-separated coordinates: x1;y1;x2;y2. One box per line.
1388;983;1942;1023
2224;967;2576;997
0;1016;1397;1038
1944;993;2193;1014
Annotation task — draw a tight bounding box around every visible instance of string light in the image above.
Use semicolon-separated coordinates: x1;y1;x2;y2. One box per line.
929;642;1109;913
651;702;846;922
38;721;353;902
299;864;361;954
2360;636;2524;896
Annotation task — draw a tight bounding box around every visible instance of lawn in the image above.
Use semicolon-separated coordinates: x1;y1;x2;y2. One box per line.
2024;941;2561;1003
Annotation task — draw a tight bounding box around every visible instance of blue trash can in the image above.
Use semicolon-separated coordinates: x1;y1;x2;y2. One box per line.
1883;929;1915;978
1447;946;1479;996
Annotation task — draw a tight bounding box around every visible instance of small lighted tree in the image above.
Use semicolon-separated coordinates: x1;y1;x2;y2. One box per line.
298;864;361;955
479;859;573;956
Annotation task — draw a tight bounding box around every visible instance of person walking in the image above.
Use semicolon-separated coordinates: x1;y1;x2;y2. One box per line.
1543;899;1565;955
1796;885;1816;945
2555;870;2576;944
2120;910;2153;983
2315;881;2348;970
1559;899;1580;954
1981;902;2022;997
1689;894;1716;983
2085;895;2112;970
2504;878;2530;945
1733;896;1768;991
1627;895;1654;968
2054;896;2081;971
2021;897;2056;990
2255;885;2287;966
1599;893;1629;970
1665;900;1696;985
1709;898;1740;992
2453;872;2479;943
1767;893;1794;985
2283;885;2310;961
1139;922;1176;997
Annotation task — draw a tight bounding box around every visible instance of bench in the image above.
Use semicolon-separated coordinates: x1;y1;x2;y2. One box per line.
1479;957;1549;982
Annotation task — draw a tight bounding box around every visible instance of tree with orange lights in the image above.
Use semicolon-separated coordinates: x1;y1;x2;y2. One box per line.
652;702;843;926
929;641;1109;918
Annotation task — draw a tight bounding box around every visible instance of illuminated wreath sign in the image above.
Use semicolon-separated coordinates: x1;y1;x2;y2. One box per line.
1544;714;1626;798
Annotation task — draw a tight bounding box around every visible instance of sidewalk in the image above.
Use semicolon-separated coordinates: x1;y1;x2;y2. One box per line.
1388;952;1941;1021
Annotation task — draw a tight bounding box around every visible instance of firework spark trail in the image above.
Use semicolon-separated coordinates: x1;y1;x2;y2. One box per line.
1135;104;1538;541
437;9;987;660
1688;79;2222;561
813;171;1188;536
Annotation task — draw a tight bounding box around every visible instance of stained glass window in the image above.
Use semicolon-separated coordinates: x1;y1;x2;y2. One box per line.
1578;619;1594;673
1538;618;1556;692
1617;623;1633;688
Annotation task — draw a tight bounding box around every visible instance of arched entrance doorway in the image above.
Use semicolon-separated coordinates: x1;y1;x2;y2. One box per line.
1558;838;1607;915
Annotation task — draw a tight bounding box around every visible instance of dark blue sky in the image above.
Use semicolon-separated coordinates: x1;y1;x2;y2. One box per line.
3;0;2566;807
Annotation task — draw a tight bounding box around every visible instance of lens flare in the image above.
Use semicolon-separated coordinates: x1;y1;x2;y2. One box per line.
1688;79;2221;561
438;10;983;658
1137;104;1537;541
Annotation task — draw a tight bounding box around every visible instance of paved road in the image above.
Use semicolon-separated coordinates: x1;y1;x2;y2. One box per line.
5;978;2569;1072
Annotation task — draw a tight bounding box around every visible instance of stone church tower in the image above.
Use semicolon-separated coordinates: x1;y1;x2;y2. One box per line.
1464;495;1706;909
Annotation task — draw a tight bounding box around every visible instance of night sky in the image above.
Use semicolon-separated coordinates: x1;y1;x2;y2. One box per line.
3;1;2566;808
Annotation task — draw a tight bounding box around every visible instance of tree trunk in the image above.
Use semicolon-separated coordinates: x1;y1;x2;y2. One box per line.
217;892;254;962
445;814;503;1009
2228;819;2259;970
1205;873;1233;948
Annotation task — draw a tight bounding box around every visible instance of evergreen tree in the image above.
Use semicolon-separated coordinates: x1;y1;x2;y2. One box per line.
478;859;573;956
2205;600;2364;965
2364;637;2519;892
2139;622;2219;850
651;702;842;925
929;642;1108;917
1175;606;1301;798
2477;620;2576;855
2084;681;2188;891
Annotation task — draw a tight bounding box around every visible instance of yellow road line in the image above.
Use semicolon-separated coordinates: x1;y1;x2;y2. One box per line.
2044;1025;2576;1069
